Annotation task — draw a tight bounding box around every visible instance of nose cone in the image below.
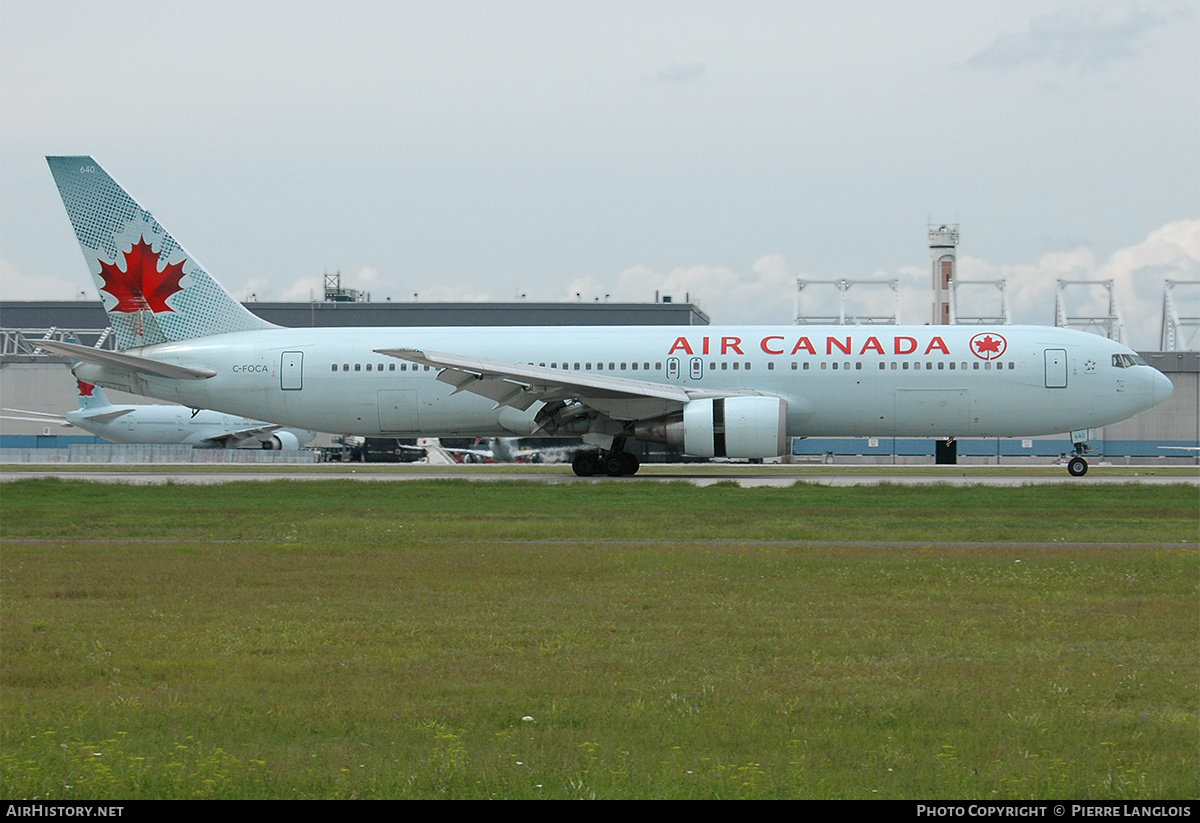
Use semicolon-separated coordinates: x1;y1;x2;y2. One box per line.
1153;369;1174;406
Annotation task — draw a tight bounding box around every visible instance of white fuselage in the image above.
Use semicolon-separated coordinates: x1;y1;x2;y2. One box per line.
73;324;1172;442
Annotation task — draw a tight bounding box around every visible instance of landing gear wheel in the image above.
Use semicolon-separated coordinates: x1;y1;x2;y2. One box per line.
572;450;599;477
1067;456;1088;477
602;452;626;477
619;452;640;476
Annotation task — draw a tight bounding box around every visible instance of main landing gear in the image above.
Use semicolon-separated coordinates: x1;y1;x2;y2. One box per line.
572;440;640;477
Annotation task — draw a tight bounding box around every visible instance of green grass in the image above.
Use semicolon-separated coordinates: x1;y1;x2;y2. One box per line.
1;480;1196;798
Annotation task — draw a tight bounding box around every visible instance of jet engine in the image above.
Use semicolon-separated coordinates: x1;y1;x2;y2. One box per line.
633;396;788;459
260;431;302;451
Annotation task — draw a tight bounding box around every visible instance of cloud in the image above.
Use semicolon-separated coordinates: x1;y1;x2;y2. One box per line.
557;255;796;324
968;5;1166;70
958;218;1200;347
653;63;706;83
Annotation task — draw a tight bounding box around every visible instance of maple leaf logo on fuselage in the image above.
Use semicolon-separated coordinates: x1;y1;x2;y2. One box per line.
98;237;186;313
969;332;1007;360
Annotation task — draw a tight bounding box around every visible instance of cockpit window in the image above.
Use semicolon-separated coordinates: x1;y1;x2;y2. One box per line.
1111;354;1143;368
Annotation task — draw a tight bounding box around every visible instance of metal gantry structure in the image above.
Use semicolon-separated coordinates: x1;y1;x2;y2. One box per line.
0;327;116;358
1054;279;1127;345
794;278;901;325
950;278;1011;326
1160;280;1200;351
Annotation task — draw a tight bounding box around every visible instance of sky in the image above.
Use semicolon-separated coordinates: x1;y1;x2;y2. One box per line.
1;0;1197;349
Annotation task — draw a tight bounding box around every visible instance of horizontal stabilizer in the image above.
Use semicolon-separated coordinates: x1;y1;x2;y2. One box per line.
78;408;135;424
36;340;216;380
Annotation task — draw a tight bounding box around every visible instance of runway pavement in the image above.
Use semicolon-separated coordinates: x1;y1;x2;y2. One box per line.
2;464;1196;487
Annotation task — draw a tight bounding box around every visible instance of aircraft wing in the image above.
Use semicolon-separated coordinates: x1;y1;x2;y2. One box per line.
374;347;774;427
198;424;281;448
376;348;691;411
3;407;67;421
2;409;71;425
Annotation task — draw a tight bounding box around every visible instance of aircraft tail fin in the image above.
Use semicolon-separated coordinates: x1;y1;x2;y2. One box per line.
46;157;274;350
74;377;111;411
64;337;110;409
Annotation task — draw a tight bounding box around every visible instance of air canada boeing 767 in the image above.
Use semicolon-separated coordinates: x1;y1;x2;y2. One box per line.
40;157;1172;476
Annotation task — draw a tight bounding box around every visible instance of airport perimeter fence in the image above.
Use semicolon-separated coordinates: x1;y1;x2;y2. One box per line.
0;444;318;464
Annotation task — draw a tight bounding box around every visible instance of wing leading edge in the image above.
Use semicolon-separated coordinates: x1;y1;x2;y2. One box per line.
374;347;782;433
375;348;691;410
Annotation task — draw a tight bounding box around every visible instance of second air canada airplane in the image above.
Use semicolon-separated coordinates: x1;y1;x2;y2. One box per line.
41;156;1172;477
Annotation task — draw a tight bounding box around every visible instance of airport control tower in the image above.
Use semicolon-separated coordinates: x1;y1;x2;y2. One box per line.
929;224;959;325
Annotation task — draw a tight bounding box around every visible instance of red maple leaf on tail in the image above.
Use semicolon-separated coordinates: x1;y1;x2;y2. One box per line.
76;380;94;397
98;237;185;313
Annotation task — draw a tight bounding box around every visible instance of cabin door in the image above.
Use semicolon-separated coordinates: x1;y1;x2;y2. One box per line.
1044;349;1067;389
281;351;303;391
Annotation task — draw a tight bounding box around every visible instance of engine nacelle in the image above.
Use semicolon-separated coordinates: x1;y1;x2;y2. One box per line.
634;396;789;459
260;430;302;451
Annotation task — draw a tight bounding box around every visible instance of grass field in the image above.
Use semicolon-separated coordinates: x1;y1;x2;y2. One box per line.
1;479;1196;799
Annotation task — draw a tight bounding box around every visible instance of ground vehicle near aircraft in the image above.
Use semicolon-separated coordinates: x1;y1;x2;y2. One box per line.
41;156;1172;476
3;373;316;450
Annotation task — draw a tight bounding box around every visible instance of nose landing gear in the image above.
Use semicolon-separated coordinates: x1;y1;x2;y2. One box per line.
1065;428;1096;477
